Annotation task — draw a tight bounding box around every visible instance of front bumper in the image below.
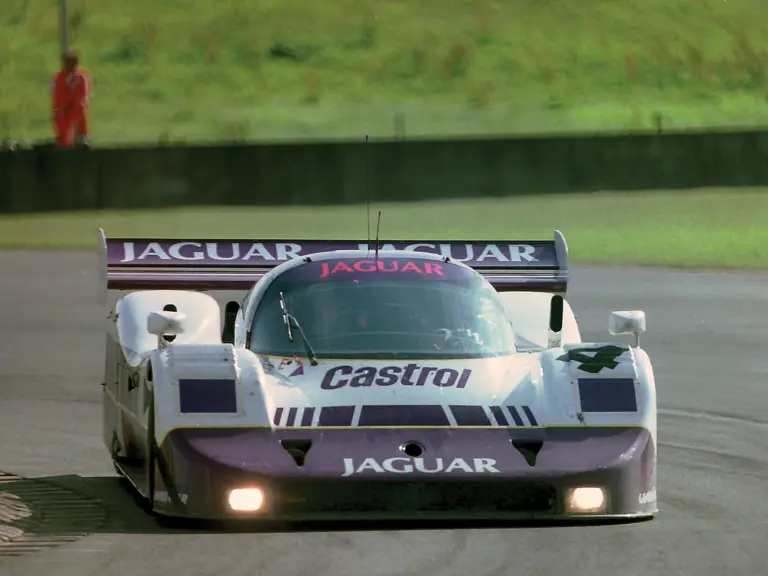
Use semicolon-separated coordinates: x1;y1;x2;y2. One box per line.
151;426;657;521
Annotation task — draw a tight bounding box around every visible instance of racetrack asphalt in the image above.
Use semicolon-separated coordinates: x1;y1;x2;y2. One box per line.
0;250;766;575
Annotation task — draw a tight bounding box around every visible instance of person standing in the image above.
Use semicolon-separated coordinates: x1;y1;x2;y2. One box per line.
51;50;91;148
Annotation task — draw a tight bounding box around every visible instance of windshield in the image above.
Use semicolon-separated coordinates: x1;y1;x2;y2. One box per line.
248;257;517;360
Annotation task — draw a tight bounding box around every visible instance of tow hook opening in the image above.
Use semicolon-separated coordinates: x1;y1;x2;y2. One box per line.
512;439;543;467
280;439;313;467
400;441;424;458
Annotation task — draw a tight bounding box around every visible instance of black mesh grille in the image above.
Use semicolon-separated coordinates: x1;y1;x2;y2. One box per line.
273;480;556;514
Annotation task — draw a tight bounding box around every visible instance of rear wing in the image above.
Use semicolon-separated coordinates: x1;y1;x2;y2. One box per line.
98;228;569;304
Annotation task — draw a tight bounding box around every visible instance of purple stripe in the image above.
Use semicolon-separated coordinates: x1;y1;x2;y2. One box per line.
318;406;355;426
450;405;491;426
106;273;565;293
273;407;284;425
487;277;566;292
490;406;508;426
357;405;450;426
107;272;266;291
178;379;237;414
578;378;638;412
522;406;539;426
507;406;525;427
300;407;315;426
286;407;298;426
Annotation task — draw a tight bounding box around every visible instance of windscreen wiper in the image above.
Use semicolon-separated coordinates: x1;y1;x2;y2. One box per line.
278;292;319;366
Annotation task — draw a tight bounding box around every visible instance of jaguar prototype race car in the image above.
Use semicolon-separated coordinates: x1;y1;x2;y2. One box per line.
98;229;658;523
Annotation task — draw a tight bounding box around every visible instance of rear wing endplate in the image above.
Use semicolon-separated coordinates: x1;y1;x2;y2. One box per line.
98;229;569;304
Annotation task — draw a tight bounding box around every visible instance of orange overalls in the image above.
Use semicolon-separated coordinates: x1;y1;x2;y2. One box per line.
51;68;91;147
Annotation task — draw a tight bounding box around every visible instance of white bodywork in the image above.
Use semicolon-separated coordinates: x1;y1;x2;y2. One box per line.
102;250;656;461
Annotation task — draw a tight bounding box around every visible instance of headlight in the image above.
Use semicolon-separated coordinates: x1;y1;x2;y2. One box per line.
227;487;265;512
565;487;607;514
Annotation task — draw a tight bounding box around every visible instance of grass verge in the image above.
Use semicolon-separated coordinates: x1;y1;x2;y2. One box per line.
0;189;766;269
3;0;768;143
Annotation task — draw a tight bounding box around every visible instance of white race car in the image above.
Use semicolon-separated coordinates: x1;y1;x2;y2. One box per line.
98;229;657;522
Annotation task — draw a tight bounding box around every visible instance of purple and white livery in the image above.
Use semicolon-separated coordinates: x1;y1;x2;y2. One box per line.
99;229;657;522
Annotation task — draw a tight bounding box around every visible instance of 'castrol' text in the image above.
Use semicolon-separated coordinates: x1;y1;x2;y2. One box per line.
320;364;472;390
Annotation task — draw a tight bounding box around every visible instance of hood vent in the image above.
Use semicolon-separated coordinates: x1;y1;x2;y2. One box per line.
280;439;313;467
512;439;543;467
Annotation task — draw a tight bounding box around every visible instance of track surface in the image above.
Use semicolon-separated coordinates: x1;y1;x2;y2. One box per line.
0;250;766;575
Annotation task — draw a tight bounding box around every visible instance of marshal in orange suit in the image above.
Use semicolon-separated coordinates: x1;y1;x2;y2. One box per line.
51;50;91;148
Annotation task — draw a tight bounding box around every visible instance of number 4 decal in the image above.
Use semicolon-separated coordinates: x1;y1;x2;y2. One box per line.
557;345;627;374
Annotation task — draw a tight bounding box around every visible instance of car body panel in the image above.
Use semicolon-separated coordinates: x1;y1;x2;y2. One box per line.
98;229;658;522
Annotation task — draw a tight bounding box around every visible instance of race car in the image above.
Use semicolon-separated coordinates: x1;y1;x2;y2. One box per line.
98;229;657;522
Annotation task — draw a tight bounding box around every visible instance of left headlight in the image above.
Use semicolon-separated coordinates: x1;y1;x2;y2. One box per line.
228;487;266;512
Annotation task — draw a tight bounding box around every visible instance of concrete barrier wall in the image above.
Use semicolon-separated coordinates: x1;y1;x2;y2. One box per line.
2;130;768;213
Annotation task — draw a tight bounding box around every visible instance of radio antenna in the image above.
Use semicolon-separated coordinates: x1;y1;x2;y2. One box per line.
374;210;382;262
365;134;371;252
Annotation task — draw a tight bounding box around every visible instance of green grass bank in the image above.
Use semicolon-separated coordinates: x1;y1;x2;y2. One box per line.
3;0;768;144
1;189;765;269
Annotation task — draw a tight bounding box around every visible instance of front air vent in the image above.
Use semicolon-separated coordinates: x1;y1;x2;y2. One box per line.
275;480;556;514
512;439;543;467
281;439;313;467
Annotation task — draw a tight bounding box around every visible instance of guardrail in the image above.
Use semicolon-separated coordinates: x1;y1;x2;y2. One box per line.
2;129;767;213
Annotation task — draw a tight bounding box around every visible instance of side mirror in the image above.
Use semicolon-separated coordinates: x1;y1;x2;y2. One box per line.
608;310;646;347
147;311;186;347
